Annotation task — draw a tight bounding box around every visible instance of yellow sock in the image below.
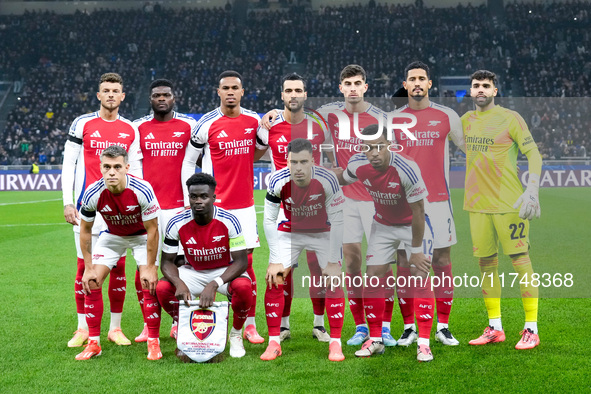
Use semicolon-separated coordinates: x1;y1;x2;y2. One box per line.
512;255;539;323
479;256;501;320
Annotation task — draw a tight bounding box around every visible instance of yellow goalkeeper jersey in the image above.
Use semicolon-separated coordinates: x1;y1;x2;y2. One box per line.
461;105;537;213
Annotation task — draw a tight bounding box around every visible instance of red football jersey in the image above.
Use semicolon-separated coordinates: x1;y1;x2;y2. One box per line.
79;175;160;236
322;102;387;201
162;206;246;271
188;108;262;209
135;112;195;209
343;152;428;226
393;103;463;202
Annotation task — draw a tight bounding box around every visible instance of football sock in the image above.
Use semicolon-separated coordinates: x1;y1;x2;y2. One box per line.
264;284;284;337
313;314;324;327
283;270;293;318
75;257;85;315
524;321;538;334
135;270;145;318
329;338;342;345
89;336;100;345
415;275;435;340
156;280;178;323
417;337;430;347
346;271;365;326
404;323;416;331
109;257;126;314
479;256;502;320
228;277;252;330
78;313;88;330
269;336;280;344
437;322;448;331
489;318;503;331
383;267;395;325
432;263;454;324
230;327;242;337
325;287;345;338
246;253;257;319
110;313;122;331
281;316;290;329
142;289;161;339
308;251;326;315
382;321;391;330
86;288;103;337
512;255;539;323
396;266;415;325
363;276;386;338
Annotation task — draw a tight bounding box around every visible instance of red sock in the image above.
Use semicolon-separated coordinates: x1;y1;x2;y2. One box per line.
85;288;104;337
156;280;178;323
135;270;145;320
383;268;395;324
283;270;293;318
246;253;257;318
415;276;435;339
396;266;415;325
307;251;326;315
432;263;453;324
75;258;85;314
108;257;126;313
264;283;285;336
363;277;386;338
142;289;161;338
346;271;365;326
325;287;345;338
228;277;252;330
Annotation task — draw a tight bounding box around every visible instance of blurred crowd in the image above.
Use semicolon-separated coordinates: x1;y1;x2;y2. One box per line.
0;0;589;166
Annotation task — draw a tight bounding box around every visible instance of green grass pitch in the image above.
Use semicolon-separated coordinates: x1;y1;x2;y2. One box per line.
0;188;589;393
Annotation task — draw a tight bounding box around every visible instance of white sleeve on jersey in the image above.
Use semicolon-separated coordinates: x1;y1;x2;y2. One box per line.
263;170;287;266
62;140;81;206
447;110;465;153
127;122;143;178
342;153;366;185
79;182;102;223
133;178;160;222
395;155;428;204
162;214;182;255
181;119;207;207
256;124;269;148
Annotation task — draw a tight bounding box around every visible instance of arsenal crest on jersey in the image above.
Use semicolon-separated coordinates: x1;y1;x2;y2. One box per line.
190;309;216;341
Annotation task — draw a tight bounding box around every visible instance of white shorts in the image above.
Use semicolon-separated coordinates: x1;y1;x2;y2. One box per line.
178;265;250;297
398;200;457;250
159;207;186;261
73;214;109;259
228;205;260;249
92;232;150;269
343;197;375;244
366;220;434;266
277;231;332;269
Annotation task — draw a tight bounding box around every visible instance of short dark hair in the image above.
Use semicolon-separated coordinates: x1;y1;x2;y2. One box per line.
340;64;366;82
404;61;430;80
471;70;498;87
287;138;313;155
361;124;388;141
99;72;123;91
282;73;306;91
150;78;174;93
101;145;128;163
218;70;243;85
186;172;217;192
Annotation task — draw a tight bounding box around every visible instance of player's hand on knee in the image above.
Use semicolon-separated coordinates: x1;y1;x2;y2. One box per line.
322;262;342;291
409;253;431;276
199;283;217;308
81;269;98;295
175;282;192;307
140;265;159;295
266;263;285;288
63;204;80;225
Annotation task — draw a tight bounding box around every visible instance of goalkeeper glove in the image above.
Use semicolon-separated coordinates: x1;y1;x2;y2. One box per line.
513;173;541;220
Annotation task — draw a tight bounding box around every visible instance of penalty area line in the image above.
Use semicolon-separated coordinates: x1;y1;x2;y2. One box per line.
0;223;69;227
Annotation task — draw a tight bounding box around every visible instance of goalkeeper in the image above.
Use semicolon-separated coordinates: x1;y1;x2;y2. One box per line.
461;70;542;350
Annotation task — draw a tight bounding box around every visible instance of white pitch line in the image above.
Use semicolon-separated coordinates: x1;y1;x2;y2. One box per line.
0;198;61;206
0;223;69;227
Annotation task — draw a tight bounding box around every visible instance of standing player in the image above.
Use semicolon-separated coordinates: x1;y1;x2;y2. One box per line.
133;79;196;342
262;139;345;361
156;173;252;358
338;125;436;362
182;71;265;344
262;65;395;346
62;72;142;348
75;146;160;361
462;70;541;350
392;61;465;347
256;73;335;342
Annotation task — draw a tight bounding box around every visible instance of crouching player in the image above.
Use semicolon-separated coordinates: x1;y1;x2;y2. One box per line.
262;138;346;361
337;125;436;362
76;145;160;360
156;173;252;358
